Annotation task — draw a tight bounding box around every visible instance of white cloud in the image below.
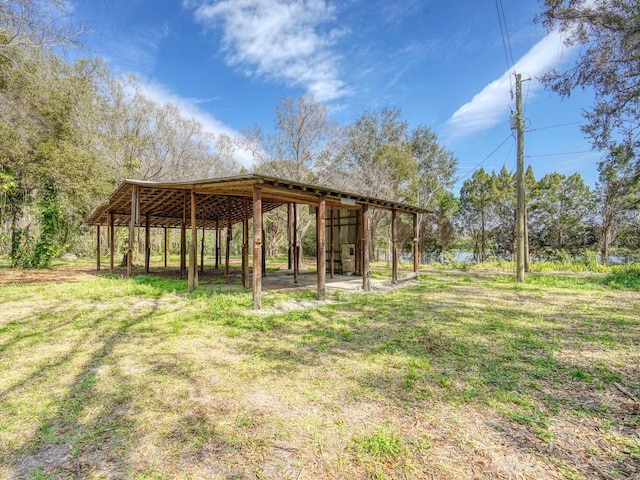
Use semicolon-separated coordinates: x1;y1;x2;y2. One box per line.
189;0;347;102
445;29;577;138
138;80;255;167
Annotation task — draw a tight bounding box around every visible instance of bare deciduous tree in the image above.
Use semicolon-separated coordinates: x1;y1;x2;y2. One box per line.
0;0;87;59
101;75;238;183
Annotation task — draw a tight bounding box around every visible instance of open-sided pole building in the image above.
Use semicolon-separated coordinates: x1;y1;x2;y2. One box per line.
87;174;431;309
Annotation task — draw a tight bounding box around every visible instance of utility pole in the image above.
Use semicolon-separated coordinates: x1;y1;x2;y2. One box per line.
515;73;526;282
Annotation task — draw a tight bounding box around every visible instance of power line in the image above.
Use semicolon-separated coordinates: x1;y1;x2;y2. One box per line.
526;121;584;132
456;135;514;183
525;149;593;158
495;0;516;95
502;138;515;168
495;0;515;71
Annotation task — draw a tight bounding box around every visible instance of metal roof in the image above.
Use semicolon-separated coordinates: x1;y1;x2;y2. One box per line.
87;174;431;228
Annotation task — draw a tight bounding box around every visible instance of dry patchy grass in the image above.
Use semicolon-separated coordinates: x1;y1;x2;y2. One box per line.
0;267;638;479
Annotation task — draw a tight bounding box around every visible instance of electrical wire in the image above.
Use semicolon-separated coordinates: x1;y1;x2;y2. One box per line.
495;0;516;95
525;150;593;158
498;0;515;70
501;139;515;168
526;121;584;132
456;135;515;183
415;135;515;204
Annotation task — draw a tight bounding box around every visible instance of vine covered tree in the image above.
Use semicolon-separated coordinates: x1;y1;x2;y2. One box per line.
0;47;113;266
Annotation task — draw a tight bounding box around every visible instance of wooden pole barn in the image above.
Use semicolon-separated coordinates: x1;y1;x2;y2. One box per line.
87;175;430;310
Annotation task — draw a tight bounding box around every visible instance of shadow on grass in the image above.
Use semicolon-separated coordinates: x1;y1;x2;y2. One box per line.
226;275;640;477
1;303;160;479
2;268;637;478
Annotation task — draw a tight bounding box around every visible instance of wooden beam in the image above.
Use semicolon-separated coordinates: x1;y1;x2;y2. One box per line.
215;219;219;269
144;213;150;273
127;185;139;278
413;213;419;273
329;209;334;279
355;208;361;276
200;219;205;274
253;186;263;309
111;185;136;217
262;228;266;276
142;189;178;219
96;225;101;271
164;227;168;268
225;197;232;275
293;203;298;284
180;192;186;277
180;221;186;278
109;211;114;273
243;198;249;288
391;209;398;285
362;204;371;292
287;203;292;270
336;209;341;274
317;194;326;301
188;189;198;292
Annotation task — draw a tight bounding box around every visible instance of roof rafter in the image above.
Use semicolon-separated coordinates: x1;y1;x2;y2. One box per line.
87;174;431;229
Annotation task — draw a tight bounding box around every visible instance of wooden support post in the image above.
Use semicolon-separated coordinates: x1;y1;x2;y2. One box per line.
96;225;101;271
243;198;249;288
214;219;220;269
109;211;114;273
180;221;186;278
188;189;198;292
317;194;326;301
180;192;186;278
391;209;398;284
225;197;232;275
164;227;168;268
144;213;150;273
262;229;266;276
293;203;298;284
413;213;419;273
362;204;371;292
336;209;341;272
253;186;263;309
355;209;361;276
127;185;139;279
287;203;292;270
329;209;334;279
200;220;205;274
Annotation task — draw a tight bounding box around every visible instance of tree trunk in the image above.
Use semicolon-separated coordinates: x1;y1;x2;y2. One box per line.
601;224;611;266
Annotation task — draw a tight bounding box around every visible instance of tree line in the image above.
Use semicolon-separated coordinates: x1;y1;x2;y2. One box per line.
457;154;639;265
0;0;638;268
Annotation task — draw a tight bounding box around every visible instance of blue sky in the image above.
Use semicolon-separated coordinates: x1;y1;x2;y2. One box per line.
69;0;604;190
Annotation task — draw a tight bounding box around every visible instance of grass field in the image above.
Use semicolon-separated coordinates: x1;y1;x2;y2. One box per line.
0;263;638;479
